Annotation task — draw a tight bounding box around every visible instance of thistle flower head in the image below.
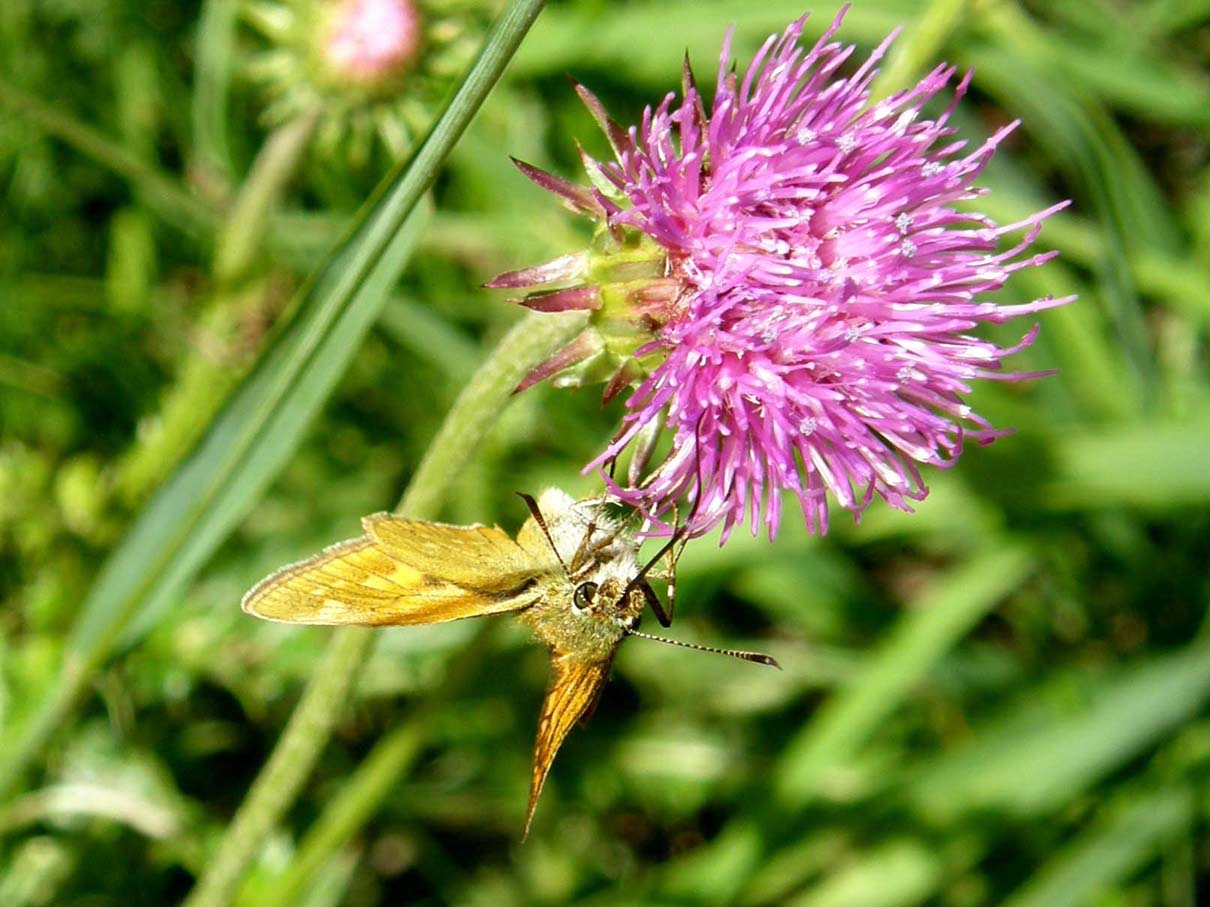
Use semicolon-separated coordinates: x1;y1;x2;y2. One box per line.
244;0;485;161
491;8;1073;542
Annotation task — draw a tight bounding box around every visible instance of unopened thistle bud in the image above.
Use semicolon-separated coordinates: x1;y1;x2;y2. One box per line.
244;0;484;159
319;0;423;87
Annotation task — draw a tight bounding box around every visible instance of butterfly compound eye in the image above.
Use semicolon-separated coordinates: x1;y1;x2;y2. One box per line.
573;582;598;612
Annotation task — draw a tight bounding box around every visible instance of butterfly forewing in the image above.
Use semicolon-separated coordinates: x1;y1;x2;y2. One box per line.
363;516;547;585
242;515;545;626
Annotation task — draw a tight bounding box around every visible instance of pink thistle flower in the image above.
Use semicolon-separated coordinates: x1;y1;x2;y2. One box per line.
491;8;1073;542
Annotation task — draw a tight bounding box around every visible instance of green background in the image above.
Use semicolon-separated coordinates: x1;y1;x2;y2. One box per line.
1;0;1208;905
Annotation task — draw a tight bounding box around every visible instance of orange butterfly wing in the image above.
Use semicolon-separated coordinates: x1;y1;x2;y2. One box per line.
242;515;547;626
524;653;613;838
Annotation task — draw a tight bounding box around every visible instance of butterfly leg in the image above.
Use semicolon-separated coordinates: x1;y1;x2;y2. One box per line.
641;505;689;627
652;528;690;625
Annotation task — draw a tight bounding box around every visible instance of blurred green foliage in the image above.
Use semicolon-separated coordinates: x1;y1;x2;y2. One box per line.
2;0;1209;905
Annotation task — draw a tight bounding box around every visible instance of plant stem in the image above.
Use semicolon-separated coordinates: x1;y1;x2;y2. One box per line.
0;110;327;805
395;311;580;516
245;309;584;905
213;109;320;288
115;112;321;506
192;0;239;186
185;626;375;906
253;624;501;907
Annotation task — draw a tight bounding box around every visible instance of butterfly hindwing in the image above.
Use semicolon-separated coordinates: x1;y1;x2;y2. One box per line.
524;653;613;838
241;517;545;626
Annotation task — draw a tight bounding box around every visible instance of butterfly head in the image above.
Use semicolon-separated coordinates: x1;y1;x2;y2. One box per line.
516;490;651;661
569;577;642;632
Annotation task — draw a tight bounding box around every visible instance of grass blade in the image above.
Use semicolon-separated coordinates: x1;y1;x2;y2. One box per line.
178;3;555;905
192;0;239;185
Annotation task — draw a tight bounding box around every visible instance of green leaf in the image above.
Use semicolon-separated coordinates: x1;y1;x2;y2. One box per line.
786;840;943;907
192;0;239;184
1044;416;1210;510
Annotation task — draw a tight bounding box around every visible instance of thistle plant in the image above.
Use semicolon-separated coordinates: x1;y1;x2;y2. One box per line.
492;9;1072;541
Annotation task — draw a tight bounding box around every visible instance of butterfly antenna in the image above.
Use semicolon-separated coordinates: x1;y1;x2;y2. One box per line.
625;628;781;669
516;492;571;579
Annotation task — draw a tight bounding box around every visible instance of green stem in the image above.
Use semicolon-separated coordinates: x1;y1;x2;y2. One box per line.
189;627;376;904
396;310;582;516
244;311;582;905
253;624;501;907
0;78;217;241
192;0;239;186
213;109;320;287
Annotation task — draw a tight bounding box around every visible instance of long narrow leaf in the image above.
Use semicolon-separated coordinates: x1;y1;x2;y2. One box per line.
908;641;1210;822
